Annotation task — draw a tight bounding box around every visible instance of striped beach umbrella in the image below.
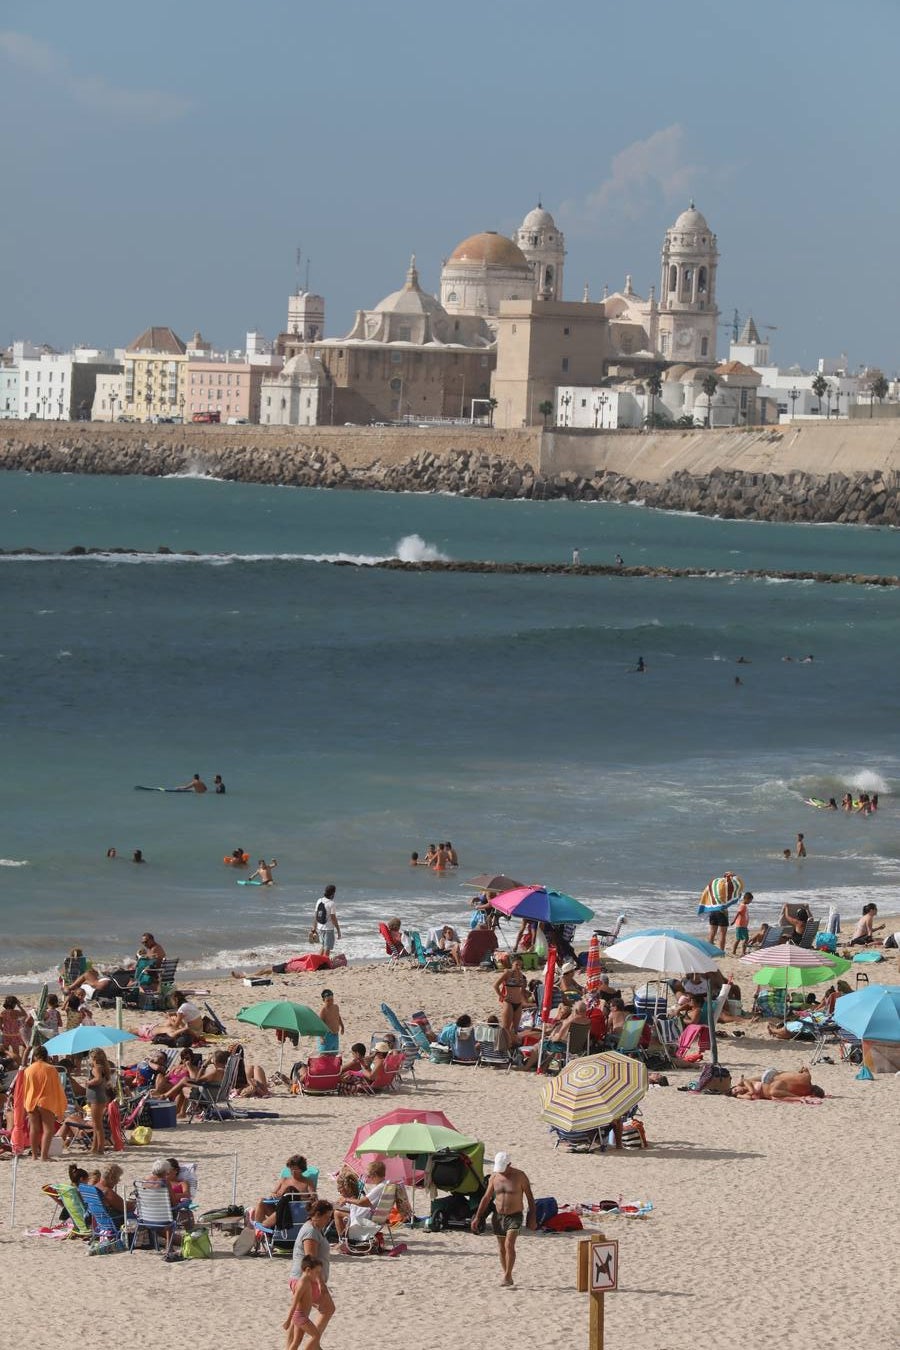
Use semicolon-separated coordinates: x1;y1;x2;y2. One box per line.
539;1052;648;1131
697;872;744;915
585;934;602;997
741;945;850;973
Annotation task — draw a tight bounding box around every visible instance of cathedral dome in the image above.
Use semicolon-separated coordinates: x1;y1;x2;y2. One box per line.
447;231;530;270
520;205;556;231
671;202;710;233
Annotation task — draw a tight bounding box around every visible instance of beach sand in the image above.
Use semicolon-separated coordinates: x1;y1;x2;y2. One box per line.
4;940;899;1350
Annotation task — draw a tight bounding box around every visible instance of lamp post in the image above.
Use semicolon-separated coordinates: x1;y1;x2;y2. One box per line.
594;392;609;429
145;388;152;422
561;392;572;426
109;392;117;423
832;388;841;419
789;386;799;419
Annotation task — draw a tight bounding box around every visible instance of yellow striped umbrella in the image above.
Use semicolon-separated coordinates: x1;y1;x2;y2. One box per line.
539;1052;648;1131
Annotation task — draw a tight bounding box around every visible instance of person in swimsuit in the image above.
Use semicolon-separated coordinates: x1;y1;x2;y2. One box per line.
85;1047;113;1156
181;773;207;793
214;774;226;794
494;956;528;1039
730;892;753;956
249;858;276;885
471;1152;536;1287
423;843;438;866
849;904;882;946
285;1255;326;1350
731;1066;824;1100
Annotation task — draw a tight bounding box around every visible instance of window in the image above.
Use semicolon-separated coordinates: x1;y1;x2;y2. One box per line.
390;378;402;392
562;357;569;372
580;398;586;408
563;327;570;336
511;324;517;334
669;265;677;292
391;351;402;364
701;337;709;357
660;334;668;355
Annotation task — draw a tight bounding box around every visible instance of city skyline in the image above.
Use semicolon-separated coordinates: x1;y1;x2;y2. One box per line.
1;0;896;372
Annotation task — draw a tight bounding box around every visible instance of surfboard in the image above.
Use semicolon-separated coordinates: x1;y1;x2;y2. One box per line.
803;797;827;808
134;785;191;793
237;878;265;886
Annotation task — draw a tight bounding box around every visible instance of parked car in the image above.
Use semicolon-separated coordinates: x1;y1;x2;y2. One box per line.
226;416;251;425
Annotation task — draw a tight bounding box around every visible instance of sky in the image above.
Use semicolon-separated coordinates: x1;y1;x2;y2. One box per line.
1;0;898;372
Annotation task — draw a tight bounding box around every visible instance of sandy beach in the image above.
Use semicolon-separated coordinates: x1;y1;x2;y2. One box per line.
3;934;899;1350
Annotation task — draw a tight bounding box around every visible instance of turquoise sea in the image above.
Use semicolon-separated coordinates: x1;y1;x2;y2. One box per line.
1;468;898;983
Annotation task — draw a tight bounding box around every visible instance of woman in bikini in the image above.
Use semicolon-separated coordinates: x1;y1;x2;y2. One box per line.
85;1048;113;1156
284;1255;326;1350
494;955;529;1040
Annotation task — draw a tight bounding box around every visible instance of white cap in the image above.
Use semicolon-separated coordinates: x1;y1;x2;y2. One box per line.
493;1151;511;1173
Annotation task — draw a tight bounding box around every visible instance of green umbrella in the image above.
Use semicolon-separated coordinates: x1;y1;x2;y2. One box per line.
354;1121;477;1158
752;960;849;1017
237;1000;330;1070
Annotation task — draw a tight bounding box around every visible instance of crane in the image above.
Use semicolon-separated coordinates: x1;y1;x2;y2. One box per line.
719;309;778;343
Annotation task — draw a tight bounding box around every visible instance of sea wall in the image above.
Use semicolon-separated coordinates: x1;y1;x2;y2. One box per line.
2;420;900;524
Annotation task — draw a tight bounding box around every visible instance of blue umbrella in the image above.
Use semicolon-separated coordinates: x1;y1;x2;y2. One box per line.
628;928;724;959
833;985;900;1043
490;886;594;924
42;1026;136;1056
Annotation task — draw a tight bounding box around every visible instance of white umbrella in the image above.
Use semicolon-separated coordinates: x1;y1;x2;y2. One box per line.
604;933;722;1064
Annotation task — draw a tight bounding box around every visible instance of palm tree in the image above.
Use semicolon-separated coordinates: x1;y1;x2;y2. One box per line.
811;372;828;415
646;369;663;427
868;371;889;417
487;397;498;427
538;400;554;428
700;373;718;428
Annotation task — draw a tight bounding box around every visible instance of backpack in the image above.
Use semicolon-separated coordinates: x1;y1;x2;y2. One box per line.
315;900;328;926
534;1196;558;1228
181;1227;213;1260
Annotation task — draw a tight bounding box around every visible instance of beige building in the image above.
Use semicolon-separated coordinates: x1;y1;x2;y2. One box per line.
185;355;265;422
91;371;126;422
123;326;188;421
492;300;611;428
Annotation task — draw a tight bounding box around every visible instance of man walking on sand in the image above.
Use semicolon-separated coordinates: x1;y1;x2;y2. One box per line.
471;1151;536;1287
315;884;341;957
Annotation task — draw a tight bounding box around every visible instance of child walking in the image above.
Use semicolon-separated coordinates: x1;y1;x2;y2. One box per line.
284;1255;326;1350
731;892;753;957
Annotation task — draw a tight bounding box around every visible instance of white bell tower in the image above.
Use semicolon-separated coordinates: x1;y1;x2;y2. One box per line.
656;203;719;364
515;202;565;301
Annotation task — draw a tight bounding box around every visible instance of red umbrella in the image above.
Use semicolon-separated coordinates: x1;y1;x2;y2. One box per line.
344;1107;458;1185
585;934;602;997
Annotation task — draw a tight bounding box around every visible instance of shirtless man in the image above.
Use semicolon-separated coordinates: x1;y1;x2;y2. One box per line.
182;773;207;794
471;1151;536;1287
249;858;276;885
317;990;344;1054
731;1066;824;1100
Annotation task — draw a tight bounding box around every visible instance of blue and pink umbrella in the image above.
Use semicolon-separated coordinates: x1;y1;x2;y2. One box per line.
490;886;594;925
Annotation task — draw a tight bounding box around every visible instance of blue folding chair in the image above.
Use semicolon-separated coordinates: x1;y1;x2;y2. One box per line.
78;1183;126;1250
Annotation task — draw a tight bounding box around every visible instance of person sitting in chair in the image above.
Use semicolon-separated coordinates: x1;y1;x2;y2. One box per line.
251;1153;317;1225
333;1159;408;1246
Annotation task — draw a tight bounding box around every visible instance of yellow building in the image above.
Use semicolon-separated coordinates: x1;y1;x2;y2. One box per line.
123;326;188;421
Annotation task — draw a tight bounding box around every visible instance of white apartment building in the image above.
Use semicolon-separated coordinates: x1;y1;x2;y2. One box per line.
0;364;19;418
17;344;121;420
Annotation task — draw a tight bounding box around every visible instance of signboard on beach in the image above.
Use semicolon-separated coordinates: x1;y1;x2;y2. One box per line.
590;1239;619;1292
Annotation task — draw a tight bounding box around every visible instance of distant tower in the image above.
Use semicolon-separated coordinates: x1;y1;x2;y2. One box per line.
287;290;326;342
656;202;719;364
514;202;565;300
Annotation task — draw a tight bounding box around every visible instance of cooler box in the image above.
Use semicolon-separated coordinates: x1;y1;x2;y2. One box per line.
146;1099;178;1129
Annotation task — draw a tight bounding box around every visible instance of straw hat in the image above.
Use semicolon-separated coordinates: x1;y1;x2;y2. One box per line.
373;1041;390;1054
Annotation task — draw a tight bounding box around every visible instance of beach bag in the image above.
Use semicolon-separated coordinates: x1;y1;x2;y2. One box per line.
181;1227;212;1260
621;1118;648;1149
814;933;838;954
535;1197;559;1228
130;1125;153;1146
694;1063;732;1095
544;1208;583;1232
533;928;548;960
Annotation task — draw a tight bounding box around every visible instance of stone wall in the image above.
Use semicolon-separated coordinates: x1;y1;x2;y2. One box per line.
1;420;900;523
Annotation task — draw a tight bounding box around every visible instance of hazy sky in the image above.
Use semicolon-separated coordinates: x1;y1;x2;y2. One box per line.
1;1;897;372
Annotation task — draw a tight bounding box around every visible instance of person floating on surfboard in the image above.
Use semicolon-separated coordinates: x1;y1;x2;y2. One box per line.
248;858;277;885
180;773;208;794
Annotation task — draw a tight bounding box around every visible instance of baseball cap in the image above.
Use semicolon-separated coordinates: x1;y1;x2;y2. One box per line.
493;1151;511;1173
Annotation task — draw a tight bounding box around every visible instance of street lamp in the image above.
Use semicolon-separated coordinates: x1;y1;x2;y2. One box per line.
145;388;152;422
109;392;117;422
561;392;572;426
594;392;609;429
789;386;799;419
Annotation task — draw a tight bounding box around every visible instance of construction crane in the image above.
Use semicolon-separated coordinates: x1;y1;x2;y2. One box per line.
719;309;778;343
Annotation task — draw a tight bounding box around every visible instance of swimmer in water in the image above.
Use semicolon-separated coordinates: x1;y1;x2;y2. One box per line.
214;774;226;794
181;774;208;794
228;848;248;866
249;858;276;885
633;657;645;674
132;849;145;864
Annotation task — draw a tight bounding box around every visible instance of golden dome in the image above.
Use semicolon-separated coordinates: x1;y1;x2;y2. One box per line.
447;231;529;269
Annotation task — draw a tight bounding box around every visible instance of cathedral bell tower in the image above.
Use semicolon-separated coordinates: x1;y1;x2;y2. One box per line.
656;203;718;364
514;203;565;301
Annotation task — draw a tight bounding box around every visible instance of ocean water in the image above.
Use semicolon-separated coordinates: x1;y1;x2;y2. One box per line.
1;468;899;985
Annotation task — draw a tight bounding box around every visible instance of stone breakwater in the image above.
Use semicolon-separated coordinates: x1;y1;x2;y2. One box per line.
1;424;900;524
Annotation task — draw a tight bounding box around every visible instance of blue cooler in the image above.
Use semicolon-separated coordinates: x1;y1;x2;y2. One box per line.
147;1099;178;1129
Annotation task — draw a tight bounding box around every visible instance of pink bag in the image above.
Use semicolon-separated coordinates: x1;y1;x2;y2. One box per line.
675;1023;710;1063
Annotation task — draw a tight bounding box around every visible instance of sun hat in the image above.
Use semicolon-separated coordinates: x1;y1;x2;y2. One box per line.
493;1151;511;1173
560;960;578;974
374;1041;390;1054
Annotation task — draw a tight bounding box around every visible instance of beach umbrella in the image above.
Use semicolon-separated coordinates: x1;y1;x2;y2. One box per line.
697;872;744;915
346;1107;460;1185
355;1121;477;1158
490;886;594;924
42;1026;136;1057
604;933;720;977
751;963;847;991
628;928;724;959
605;932;722;1064
585;934;602;997
237;1000;329;1070
465;874;524;893
539;1052;647;1132
833;985;900;1043
741;945;849;972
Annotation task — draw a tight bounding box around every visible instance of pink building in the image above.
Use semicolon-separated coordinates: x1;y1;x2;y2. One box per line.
185;358;265;422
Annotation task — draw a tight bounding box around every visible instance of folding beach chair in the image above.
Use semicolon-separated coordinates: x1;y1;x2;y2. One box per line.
474;1023;515;1070
651;1015;682;1067
54;1181;94;1239
408;931;454;972
78;1183;127;1250
341;1181;402;1254
297;1054;342;1095
129;1181;178;1255
250;1198;309;1257
378;923;413;969
837;1028;863;1064
138;958;180;1011
451;1026;479;1065
611;1016;647;1060
184;1052;241;1122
